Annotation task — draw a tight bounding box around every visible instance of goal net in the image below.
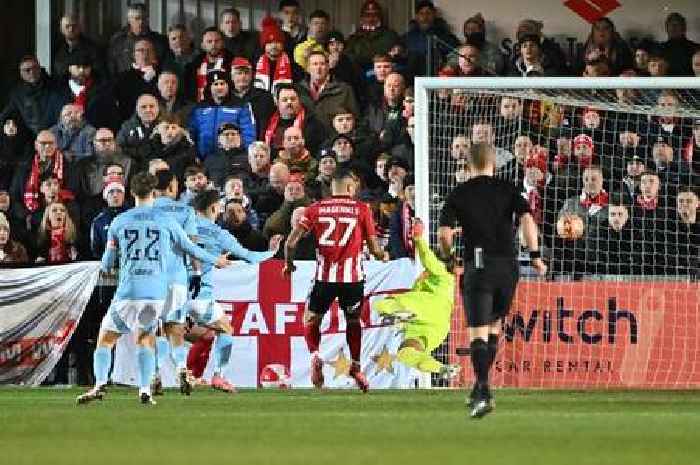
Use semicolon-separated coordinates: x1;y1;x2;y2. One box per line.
414;77;700;389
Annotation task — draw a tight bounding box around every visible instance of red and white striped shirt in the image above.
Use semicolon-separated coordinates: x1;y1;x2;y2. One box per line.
299;196;376;283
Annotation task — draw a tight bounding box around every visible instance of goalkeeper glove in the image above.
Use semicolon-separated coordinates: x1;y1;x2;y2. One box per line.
189;272;202;299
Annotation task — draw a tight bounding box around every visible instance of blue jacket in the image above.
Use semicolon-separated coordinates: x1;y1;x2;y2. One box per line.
90;206;128;259
188;102;256;160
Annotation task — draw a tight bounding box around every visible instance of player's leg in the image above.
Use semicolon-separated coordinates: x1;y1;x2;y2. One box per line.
164;283;195;394
151;320;169;396
77;301;128;404
465;283;496;418
305;282;335;388
133;301;162;405
136;331;157;405
340;282;369;393
196;300;237;393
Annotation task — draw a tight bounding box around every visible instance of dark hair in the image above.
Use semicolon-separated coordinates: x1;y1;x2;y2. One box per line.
224;174;245;186
220;8;241;20
168;23;188;34
102;163;124;177
201;26;222;38
279;0;300;10
155;169;176;191
130;172;157;198
127;3;148;15
640;170;660;179
192;189;221;212
608;193;627;207
309;9;330;21
331;166;356;183
275;82;298;100
677;185;698;197
184;165;205;179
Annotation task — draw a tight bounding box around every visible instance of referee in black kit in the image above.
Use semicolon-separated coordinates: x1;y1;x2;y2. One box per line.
438;143;547;419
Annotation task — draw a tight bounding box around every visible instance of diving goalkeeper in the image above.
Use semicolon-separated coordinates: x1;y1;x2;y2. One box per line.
374;219;460;379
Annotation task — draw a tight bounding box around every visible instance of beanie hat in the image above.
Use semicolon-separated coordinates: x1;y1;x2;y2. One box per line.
260;16;286;48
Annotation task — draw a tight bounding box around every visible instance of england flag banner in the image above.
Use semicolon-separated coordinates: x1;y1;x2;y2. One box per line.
113;259;423;389
0;262;101;385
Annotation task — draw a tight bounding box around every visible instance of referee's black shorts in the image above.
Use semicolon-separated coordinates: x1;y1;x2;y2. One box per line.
462;257;519;327
307;281;365;316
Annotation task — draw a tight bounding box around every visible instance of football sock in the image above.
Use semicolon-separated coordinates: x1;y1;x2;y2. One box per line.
136;346;155;393
397;347;443;373
155;336;170;372
470;338;489;387
213;333;234;374
187;337;213;379
171;344;188;371
346;318;362;363
487;334;499;370
93;346;111;388
304;322;321;354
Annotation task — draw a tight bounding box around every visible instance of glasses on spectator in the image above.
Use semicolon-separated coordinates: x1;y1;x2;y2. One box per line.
106;169;123;177
95;138;115;143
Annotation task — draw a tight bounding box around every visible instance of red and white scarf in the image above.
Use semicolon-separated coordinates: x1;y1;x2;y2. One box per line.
636;195;658;211
402;202;415;257
73;77;93;110
580;190;609;212
527;189;544;224
264;106;305;148
195;55;228;102
23;152;65;213
254;52;292;96
48;227;69;263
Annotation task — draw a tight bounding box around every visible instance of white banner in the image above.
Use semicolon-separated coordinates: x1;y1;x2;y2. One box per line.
0;262;101;386
114;259;423;389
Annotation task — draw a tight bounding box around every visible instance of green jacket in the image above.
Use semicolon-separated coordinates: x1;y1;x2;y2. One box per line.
386;236;454;332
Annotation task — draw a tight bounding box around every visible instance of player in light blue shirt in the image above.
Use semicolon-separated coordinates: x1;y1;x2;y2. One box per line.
186;189;282;392
77;173;230;406
151;169;202;395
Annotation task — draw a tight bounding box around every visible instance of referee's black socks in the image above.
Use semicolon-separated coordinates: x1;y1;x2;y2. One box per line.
487;334;499;370
470;338;490;389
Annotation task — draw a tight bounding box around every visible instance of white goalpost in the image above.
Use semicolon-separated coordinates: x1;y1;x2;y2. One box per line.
414;76;700;389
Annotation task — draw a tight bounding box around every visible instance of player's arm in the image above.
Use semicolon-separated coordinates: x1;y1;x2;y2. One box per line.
283;224;307;276
362;203;388;261
520;213;547;276
172;222;231;268
99;223;118;273
437;191;458;261
413;220;449;276
185;209;203;273
220;226;279;264
513;187;547;277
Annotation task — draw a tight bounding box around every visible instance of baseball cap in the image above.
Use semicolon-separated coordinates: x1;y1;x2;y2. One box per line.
231;57;252;69
103;180;125;200
218;122;240;135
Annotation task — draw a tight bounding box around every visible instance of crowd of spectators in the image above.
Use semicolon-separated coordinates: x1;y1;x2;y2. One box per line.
0;0;698;279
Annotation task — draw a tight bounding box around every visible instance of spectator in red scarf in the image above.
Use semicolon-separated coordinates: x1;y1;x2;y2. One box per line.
35;201;79;263
10;130;73;222
0;212;29;264
184;27;233;102
28;175;80;238
388;173;415;259
254;16;299;96
633;171;669;274
262;84;327;158
274;126;318;182
522;146;551;226
56;52;119;132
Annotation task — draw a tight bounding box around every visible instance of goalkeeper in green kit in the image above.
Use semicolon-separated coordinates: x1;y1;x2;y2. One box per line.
374;219;460;379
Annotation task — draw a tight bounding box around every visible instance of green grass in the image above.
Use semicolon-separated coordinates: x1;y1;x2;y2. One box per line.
0;388;698;465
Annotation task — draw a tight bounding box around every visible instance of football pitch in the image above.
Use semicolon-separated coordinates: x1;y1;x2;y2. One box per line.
0;388;698;465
